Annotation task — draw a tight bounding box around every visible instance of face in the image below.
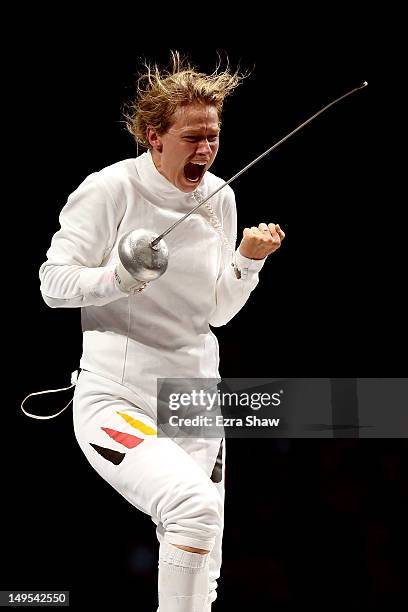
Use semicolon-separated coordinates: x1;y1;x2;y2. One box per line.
147;104;220;193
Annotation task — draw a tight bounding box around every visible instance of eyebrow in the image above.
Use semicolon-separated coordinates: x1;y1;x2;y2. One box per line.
181;129;220;136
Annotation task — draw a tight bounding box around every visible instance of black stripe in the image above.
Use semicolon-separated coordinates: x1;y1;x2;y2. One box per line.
90;443;126;465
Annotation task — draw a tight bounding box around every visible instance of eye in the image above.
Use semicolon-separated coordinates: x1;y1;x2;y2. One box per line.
183;135;219;143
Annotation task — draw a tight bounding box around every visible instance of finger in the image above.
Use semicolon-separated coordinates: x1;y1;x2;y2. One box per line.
259;223;270;233
251;226;263;238
276;224;286;240
268;223;280;243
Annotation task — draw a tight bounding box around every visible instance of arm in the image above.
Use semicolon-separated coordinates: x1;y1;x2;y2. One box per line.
208;189;266;327
208;189;285;327
39;175;126;309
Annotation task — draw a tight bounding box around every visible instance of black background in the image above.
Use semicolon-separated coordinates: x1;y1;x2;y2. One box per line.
5;9;407;611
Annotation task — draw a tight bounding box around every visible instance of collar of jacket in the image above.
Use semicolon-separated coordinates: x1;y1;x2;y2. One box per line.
135;150;207;204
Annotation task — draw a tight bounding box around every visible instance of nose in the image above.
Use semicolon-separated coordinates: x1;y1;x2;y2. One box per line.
196;138;213;155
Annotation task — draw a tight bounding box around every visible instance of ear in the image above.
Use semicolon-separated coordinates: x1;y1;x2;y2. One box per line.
146;127;163;152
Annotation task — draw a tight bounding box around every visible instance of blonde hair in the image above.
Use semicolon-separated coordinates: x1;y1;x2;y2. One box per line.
124;51;245;149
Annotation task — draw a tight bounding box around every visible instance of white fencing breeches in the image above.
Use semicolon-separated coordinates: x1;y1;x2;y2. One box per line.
72;370;225;610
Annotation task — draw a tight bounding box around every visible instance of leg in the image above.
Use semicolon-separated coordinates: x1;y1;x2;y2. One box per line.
73;370;222;612
158;541;211;611
155;439;226;610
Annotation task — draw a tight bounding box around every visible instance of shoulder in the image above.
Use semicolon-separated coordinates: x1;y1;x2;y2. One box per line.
73;159;137;207
91;159;136;193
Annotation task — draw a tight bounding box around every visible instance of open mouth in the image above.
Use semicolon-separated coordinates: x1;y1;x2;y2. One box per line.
183;161;207;183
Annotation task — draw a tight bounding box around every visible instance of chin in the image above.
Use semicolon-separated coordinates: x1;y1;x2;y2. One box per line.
178;176;204;193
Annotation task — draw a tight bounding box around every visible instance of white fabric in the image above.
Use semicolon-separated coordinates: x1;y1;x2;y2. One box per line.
39;151;265;416
158;541;210;612
155;449;225;607
73;370;224;608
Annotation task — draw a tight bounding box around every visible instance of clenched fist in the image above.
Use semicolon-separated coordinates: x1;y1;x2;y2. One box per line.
239;223;286;260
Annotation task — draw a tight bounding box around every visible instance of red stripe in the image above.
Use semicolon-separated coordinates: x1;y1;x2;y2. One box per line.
101;428;144;449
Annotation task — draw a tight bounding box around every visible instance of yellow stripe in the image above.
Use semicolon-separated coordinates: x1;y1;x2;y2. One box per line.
116;411;157;435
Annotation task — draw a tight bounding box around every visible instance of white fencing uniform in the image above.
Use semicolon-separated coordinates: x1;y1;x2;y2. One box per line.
40;151;265;609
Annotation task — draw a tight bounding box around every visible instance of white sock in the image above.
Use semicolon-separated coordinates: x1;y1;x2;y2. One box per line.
158;541;210;612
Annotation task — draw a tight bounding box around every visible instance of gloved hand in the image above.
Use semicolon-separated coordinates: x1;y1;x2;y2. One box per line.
114;228;169;294
114;260;149;293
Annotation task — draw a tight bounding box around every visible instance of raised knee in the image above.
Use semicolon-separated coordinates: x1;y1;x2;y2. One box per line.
194;486;223;527
163;483;222;545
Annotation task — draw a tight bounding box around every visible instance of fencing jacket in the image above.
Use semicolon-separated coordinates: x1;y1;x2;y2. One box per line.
39;151;266;417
